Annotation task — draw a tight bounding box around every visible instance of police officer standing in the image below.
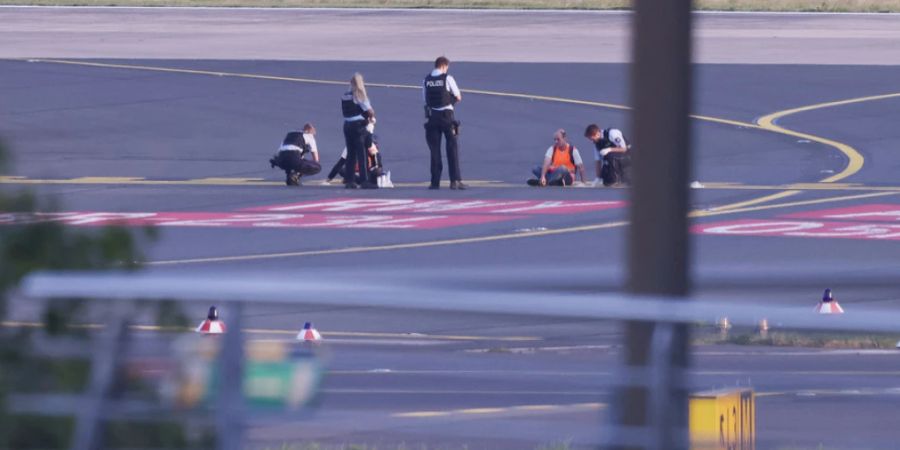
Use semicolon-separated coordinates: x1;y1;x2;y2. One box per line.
424;56;466;190
342;73;376;189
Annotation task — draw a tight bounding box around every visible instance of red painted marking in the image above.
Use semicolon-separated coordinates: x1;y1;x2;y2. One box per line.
694;219;900;241
245;198;624;215
2;199;625;230
4;212;521;230
784;204;900;222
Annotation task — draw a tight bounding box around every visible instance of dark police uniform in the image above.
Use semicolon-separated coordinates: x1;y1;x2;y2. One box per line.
424;70;462;188
341;91;373;188
593;128;631;186
270;131;321;186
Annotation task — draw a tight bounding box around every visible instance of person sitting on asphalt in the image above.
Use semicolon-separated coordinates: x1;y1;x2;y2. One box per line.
584;123;630;187
269;122;321;186
527;129;587;187
323;122;390;187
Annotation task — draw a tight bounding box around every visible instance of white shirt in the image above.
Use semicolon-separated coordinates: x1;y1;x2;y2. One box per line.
544;145;584;166
594;128;627;161
278;133;318;155
423;69;461;111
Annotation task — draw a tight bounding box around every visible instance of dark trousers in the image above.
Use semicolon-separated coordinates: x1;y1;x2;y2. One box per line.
343;120;369;185
532;165;573;186
277;151;321;176
329;157;382;182
425;109;461;186
327;158;346;180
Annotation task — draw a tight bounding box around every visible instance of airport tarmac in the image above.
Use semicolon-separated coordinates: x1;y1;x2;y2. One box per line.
2;7;900;450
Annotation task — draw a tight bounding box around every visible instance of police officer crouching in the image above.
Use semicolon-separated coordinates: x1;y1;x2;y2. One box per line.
424;56;466;190
269;123;321;186
584;123;631;187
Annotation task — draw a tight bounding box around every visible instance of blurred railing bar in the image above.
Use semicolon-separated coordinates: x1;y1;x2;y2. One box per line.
18;267;900;294
72;302;129;450
20;272;900;334
216;303;244;450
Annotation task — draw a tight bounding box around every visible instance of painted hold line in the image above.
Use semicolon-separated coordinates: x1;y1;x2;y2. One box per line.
13;176;900;194
0;176;511;188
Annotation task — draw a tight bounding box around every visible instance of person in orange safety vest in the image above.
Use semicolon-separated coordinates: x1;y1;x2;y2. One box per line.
527;129;587;187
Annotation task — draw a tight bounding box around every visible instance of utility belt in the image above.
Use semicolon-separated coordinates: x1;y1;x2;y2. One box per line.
424;111;460;137
425;106;455;119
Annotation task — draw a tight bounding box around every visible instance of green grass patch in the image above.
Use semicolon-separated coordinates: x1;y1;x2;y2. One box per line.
8;358;90;393
4;416;74;450
1;0;899;12
696;330;900;349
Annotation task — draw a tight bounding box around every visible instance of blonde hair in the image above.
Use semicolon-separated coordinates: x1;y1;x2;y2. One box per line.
350;72;368;104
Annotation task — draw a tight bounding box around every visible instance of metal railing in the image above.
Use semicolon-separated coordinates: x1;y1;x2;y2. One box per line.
11;269;900;450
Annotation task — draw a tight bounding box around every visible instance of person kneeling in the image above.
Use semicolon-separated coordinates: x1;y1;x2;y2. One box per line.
324;123;391;188
269;123;322;186
528;129;586;187
584;123;631;187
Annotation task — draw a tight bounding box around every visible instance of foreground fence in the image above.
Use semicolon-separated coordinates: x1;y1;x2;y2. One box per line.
9;268;900;450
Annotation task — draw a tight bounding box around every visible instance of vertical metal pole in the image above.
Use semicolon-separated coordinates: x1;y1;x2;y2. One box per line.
216;303;244;450
611;0;693;449
72;301;130;450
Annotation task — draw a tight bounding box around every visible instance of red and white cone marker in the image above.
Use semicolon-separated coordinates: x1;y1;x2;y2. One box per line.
757;318;770;337
815;288;844;314
196;305;226;334
297;322;322;342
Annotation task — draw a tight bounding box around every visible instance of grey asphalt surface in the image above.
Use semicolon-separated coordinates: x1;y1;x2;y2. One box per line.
3;12;900;449
3;8;900;65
